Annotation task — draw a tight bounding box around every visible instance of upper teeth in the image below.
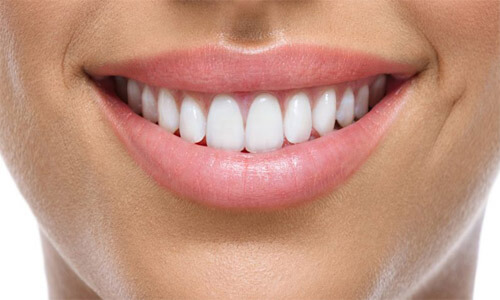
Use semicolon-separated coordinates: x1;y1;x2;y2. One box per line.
207;94;245;152
142;85;158;123
179;95;206;144
245;93;284;153
284;92;313;144
158;88;179;133
115;75;387;153
336;87;355;128
126;79;142;114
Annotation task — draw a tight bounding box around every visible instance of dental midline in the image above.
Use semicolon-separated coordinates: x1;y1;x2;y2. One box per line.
114;75;387;153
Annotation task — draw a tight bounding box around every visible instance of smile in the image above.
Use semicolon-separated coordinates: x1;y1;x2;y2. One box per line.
89;44;418;210
114;74;386;152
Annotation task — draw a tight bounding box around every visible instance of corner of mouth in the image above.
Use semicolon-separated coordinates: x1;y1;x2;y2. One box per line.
88;44;418;210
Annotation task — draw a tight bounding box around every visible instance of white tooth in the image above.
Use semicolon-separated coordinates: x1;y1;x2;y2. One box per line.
313;89;336;136
245;94;283;153
127;79;142;114
369;75;387;106
158;88;179;133
206;95;245;151
284;92;312;144
115;77;128;101
179;95;206;143
141;86;158;123
354;85;369;119
336;88;355;127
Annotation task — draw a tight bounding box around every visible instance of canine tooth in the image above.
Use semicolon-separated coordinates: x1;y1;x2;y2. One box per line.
313;89;336;136
337;88;355;127
369;75;387;106
206;95;245;151
158;89;179;133
115;77;128;101
354;85;369;119
141;86;158;123
245;94;283;153
179;95;206;143
127;79;142;114
284;92;312;144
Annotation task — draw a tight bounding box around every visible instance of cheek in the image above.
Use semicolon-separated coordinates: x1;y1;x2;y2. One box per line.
0;0;105;243
400;0;498;76
401;0;499;58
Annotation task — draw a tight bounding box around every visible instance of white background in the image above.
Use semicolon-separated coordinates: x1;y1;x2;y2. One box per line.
0;156;498;299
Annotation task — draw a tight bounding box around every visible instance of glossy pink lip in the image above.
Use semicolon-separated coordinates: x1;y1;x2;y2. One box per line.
92;44;416;210
90;44;414;93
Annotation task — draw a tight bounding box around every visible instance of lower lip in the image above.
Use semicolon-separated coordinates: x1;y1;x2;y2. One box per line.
95;79;412;210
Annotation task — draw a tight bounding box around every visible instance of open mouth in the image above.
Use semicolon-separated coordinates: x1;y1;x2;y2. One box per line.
89;45;417;210
111;74;386;153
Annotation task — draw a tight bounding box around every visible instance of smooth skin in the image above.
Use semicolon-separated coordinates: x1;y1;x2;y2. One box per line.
0;1;499;299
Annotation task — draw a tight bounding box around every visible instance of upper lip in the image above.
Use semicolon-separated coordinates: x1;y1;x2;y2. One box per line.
92;43;420;210
88;44;417;93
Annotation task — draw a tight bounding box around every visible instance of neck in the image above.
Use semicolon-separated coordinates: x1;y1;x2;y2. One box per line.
410;216;483;299
41;233;99;299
